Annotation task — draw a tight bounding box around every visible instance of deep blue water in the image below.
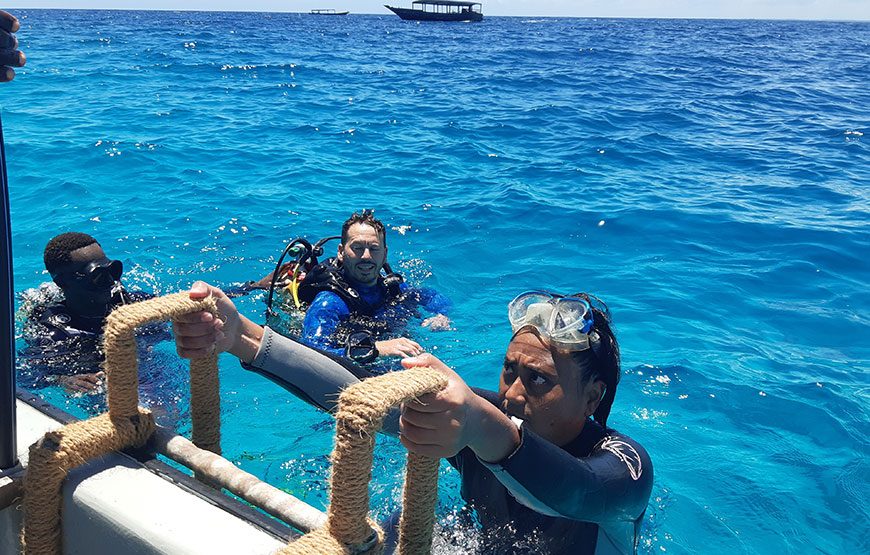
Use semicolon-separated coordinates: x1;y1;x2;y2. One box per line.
3;10;869;554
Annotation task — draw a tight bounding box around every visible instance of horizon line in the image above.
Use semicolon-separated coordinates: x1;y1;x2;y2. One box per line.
9;6;870;23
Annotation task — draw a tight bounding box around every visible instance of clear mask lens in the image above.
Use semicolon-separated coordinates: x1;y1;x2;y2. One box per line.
549;298;592;338
508;292;554;331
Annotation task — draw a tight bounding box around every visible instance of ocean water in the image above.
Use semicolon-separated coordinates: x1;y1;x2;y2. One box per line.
3;9;869;554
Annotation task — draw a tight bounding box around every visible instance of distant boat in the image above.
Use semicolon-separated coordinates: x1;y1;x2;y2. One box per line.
385;1;483;22
310;9;350;15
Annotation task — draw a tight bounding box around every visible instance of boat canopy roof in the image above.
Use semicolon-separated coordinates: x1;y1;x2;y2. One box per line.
411;1;482;6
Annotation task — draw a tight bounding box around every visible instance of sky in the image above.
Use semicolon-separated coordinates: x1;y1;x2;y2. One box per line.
6;0;870;20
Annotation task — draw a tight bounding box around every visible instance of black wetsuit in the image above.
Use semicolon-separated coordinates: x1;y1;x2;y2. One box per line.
18;289;168;390
449;389;652;554
242;327;653;554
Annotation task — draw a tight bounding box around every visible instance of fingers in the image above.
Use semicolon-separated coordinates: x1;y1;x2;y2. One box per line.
188;280;228;304
401;352;434;368
0;11;20;33
399;416;455;447
0;11;23;83
377;337;424;357
0;30;17;49
175;333;218;351
173;303;221;359
399;430;458;459
62;374;103;393
78;373;103;385
0;48;23;67
399;338;422;350
394;338;422;357
400;353;451;374
173;309;217;326
188;280;212;300
395;340;423;357
401;395;448;420
64;380;90;394
399;435;444;458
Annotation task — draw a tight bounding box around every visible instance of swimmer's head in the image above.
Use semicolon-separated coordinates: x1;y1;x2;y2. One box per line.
338;210;388;287
44;232;101;277
44;232;123;313
500;292;620;445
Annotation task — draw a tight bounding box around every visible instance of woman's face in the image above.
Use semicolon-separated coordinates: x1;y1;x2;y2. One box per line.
498;330;604;446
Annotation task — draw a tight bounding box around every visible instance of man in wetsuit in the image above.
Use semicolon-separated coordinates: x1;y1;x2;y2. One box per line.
18;232;163;394
298;211;451;362
173;285;652;554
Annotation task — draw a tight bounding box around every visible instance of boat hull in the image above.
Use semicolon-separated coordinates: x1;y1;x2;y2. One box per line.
385;6;483;22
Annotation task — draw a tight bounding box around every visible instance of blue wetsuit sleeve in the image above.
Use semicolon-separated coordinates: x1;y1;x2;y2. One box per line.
478;424;653;526
409;284;451;315
301;291;351;356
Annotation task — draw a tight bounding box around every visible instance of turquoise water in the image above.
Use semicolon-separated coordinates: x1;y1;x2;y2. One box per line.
4;10;869;553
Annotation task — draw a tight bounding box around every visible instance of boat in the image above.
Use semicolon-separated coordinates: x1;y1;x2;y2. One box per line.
309;9;350;15
385;1;483;22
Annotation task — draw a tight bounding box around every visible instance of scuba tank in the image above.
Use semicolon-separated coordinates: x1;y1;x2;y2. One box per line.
265;236;339;317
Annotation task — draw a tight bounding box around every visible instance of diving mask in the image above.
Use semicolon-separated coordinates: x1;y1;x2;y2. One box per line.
54;258;123;291
508;291;600;352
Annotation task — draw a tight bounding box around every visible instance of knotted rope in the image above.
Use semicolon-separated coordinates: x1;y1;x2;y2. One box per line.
278;367;448;555
21;292;219;555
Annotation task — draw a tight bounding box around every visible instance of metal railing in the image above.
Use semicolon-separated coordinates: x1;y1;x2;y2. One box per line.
0;113;18;470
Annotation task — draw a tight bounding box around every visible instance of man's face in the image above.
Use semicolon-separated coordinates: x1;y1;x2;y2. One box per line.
338;223;386;287
498;331;603;446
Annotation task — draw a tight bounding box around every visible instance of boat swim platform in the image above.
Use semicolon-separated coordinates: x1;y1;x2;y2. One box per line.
1;390;311;555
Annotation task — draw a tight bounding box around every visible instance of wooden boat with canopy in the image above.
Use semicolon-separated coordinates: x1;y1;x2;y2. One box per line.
385;1;483;22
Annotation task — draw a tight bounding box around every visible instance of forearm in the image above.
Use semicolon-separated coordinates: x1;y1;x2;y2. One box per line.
227;314;264;364
468;396;521;463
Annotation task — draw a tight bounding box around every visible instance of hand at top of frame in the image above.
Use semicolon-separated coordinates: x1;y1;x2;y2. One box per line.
0;10;25;82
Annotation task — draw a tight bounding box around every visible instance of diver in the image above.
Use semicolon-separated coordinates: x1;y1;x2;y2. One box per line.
173;284;653;554
18;232;168;395
255;211;451;365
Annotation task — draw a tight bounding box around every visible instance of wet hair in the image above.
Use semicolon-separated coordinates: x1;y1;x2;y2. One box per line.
341;210;387;247
43;232;100;275
570;293;620;429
